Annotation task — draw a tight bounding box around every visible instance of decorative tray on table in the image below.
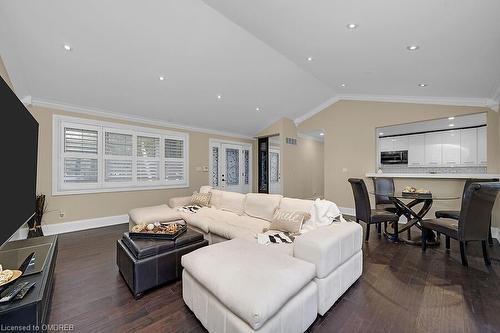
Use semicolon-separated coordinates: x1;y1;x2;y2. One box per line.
402;186;432;199
129;221;187;240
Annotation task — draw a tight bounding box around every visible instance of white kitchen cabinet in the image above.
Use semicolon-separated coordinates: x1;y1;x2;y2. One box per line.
441;130;461;165
460;128;477;166
379;136;409;152
379;137;394;152
477;126;487;165
408;134;425;167
425;132;443;166
393;136;409;151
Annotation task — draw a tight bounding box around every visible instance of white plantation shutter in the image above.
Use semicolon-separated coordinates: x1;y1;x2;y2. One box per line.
55;116;188;193
137;135;160;182
105;132;133;156
64;157;98;183
165;137;186;184
104;131;133;184
61;126;99;188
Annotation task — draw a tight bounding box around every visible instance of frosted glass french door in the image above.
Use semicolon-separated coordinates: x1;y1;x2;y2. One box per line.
269;148;281;194
210;141;251;193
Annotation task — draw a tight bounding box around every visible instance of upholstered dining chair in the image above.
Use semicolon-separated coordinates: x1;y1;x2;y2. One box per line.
348;178;399;242
372;177;398;213
422;182;500;267
372;177;399;235
435;178;498;246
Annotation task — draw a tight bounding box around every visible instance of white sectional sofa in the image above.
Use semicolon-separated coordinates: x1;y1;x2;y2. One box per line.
129;187;363;331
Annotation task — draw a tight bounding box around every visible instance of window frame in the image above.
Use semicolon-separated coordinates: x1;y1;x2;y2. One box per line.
53;115;189;195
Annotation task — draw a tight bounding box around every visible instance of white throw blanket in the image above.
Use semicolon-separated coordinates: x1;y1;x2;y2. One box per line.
301;199;345;233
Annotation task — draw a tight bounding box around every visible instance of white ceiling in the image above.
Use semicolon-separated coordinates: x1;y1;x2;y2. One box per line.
203;0;500;103
0;0;333;136
1;0;499;136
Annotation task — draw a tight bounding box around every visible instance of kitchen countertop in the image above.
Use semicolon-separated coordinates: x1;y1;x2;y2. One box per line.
365;173;500;179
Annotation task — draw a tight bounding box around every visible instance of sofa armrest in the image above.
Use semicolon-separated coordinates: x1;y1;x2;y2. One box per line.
169;196;193;208
293;222;363;279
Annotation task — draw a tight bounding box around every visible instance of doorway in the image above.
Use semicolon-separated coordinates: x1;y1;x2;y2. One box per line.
268;136;281;194
209;139;252;193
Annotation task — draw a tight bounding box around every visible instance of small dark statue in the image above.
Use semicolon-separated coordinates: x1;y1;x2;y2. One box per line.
28;194;46;238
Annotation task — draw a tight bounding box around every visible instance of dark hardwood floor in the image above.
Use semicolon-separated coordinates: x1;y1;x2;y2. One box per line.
48;223;500;333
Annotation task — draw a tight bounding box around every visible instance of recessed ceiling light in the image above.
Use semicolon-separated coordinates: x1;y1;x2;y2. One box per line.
159;76;165;81
307;57;313;62
406;45;420;51
346;23;358;29
256;107;261;111
448;117;455;120
63;44;71;51
217;95;222;100
418;83;428;87
319;132;324;136
340;83;347;87
449;124;455;127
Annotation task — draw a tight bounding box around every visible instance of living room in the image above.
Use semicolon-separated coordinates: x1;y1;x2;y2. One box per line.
1;1;500;332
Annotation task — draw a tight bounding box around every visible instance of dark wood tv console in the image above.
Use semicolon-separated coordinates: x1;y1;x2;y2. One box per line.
0;235;58;332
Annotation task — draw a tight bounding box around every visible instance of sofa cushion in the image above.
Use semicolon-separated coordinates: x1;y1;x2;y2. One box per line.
293;221;363;279
244;193;282;221
129;204;181;225
181;207;213;233
181;238;316;330
220;191;246;215
279;198;313;220
190;208;270;240
209;189;224;209
199;185;212;194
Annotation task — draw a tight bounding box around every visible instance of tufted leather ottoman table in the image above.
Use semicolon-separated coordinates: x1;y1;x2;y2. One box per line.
117;228;208;299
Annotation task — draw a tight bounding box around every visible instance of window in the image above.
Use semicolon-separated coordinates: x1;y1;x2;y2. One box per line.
53;115;189;195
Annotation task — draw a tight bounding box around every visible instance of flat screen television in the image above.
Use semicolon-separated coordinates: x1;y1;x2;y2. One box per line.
0;76;38;248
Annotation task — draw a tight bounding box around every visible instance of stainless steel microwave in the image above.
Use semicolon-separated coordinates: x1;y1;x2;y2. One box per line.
380;150;408;164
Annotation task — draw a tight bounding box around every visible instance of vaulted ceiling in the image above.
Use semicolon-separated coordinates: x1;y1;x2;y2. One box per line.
1;0;499;136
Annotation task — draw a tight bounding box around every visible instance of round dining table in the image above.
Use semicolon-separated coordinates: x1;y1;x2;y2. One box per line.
369;191;460;245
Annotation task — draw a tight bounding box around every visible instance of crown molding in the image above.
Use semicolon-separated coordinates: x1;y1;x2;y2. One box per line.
295;94;499;125
492;84;500;105
294;95;340;125
30;98;255;140
20;95;32;106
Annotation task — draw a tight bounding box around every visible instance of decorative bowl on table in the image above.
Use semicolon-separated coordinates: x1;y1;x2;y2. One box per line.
402;186;432;198
129;221;187;240
0;265;22;287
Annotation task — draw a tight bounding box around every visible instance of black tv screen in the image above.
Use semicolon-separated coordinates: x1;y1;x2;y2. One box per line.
0;76;38;248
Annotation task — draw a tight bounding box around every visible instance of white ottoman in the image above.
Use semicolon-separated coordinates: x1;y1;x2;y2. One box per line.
181;238;318;333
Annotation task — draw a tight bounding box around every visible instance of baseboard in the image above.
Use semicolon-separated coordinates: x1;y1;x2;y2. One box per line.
9;214;129;242
340;207;408;224
342;207;500;240
339;207;355;216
